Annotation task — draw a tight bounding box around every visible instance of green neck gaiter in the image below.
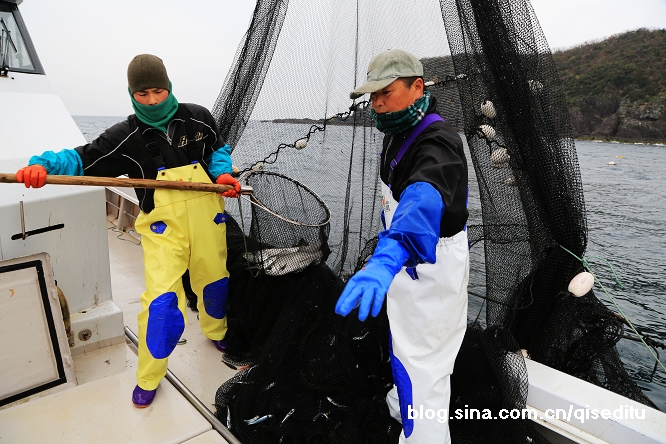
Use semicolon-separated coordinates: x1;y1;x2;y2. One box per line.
371;91;431;135
129;83;179;133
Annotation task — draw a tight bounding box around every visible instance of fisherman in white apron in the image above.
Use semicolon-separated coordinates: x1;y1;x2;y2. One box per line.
15;54;241;408
336;49;469;443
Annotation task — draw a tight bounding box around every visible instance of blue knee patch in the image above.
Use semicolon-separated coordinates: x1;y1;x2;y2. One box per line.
213;213;227;225
203;277;229;319
389;333;414;437
146;292;185;359
150;221;167;234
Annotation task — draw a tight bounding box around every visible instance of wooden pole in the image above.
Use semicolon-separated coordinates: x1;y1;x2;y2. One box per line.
0;173;233;193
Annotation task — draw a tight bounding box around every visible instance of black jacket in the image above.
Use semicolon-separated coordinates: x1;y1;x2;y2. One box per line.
379;96;469;238
75;103;225;213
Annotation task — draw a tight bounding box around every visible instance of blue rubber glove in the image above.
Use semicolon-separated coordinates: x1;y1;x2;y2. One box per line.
335;237;408;321
335;182;444;321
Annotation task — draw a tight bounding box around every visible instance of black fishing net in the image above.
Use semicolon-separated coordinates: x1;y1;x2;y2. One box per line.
441;0;655;409
530;287;657;407
449;324;550;444
206;0;656;442
218;214;400;443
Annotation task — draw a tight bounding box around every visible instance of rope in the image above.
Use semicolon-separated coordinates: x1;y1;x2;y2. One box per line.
107;226;141;245
559;245;666;375
239;101;369;177
468;288;666;351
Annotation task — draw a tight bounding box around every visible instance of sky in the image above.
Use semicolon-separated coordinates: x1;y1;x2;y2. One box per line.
16;0;666;116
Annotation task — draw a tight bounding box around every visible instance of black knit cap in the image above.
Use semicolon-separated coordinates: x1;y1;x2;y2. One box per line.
127;54;170;94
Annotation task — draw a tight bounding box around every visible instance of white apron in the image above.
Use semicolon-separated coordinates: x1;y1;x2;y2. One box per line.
382;182;469;444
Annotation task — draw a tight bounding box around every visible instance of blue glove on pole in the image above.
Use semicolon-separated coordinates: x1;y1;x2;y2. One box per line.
335;182;444;321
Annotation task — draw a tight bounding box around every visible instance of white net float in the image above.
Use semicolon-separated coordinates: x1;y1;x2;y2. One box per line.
478;124;496;140
528;79;543;92
481;100;496;118
491;148;509;166
568;271;595;297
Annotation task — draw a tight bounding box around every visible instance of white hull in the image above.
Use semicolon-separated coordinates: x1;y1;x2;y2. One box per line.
0;72;123;356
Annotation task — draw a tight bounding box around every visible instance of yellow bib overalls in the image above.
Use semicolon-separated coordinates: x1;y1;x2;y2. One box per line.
134;162;229;390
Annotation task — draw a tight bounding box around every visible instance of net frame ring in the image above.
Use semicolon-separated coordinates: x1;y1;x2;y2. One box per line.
242;170;332;228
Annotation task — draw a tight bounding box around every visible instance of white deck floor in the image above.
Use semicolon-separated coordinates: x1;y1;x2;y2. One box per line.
0;225;238;443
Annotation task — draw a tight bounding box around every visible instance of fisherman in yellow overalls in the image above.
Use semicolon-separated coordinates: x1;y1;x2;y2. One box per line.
16;54;241;407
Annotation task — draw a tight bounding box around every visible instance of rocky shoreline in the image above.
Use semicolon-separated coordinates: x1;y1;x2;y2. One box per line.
569;95;666;145
269;96;666;146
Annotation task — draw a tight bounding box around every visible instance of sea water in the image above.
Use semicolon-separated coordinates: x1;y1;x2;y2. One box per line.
73;115;666;410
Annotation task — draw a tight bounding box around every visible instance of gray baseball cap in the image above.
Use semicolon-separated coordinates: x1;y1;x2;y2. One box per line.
350;49;423;99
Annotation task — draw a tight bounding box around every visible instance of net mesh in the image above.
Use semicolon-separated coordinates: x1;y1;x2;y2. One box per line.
449;324;550;444
441;0;653;408
207;0;657;442
242;171;331;275
219;215;400;443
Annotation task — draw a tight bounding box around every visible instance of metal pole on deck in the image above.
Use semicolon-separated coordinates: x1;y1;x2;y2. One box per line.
124;327;242;444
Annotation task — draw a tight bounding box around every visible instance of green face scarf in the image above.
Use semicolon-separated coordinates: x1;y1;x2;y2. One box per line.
371;91;431;135
129;82;179;133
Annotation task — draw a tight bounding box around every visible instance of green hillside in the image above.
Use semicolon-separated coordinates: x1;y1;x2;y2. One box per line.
553;28;666;104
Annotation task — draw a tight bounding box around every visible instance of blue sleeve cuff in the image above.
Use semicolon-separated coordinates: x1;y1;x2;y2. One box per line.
29;149;84;176
382;182;444;267
205;143;232;178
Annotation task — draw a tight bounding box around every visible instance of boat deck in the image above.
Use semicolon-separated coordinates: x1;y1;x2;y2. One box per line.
0;223;238;443
2;205;665;443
